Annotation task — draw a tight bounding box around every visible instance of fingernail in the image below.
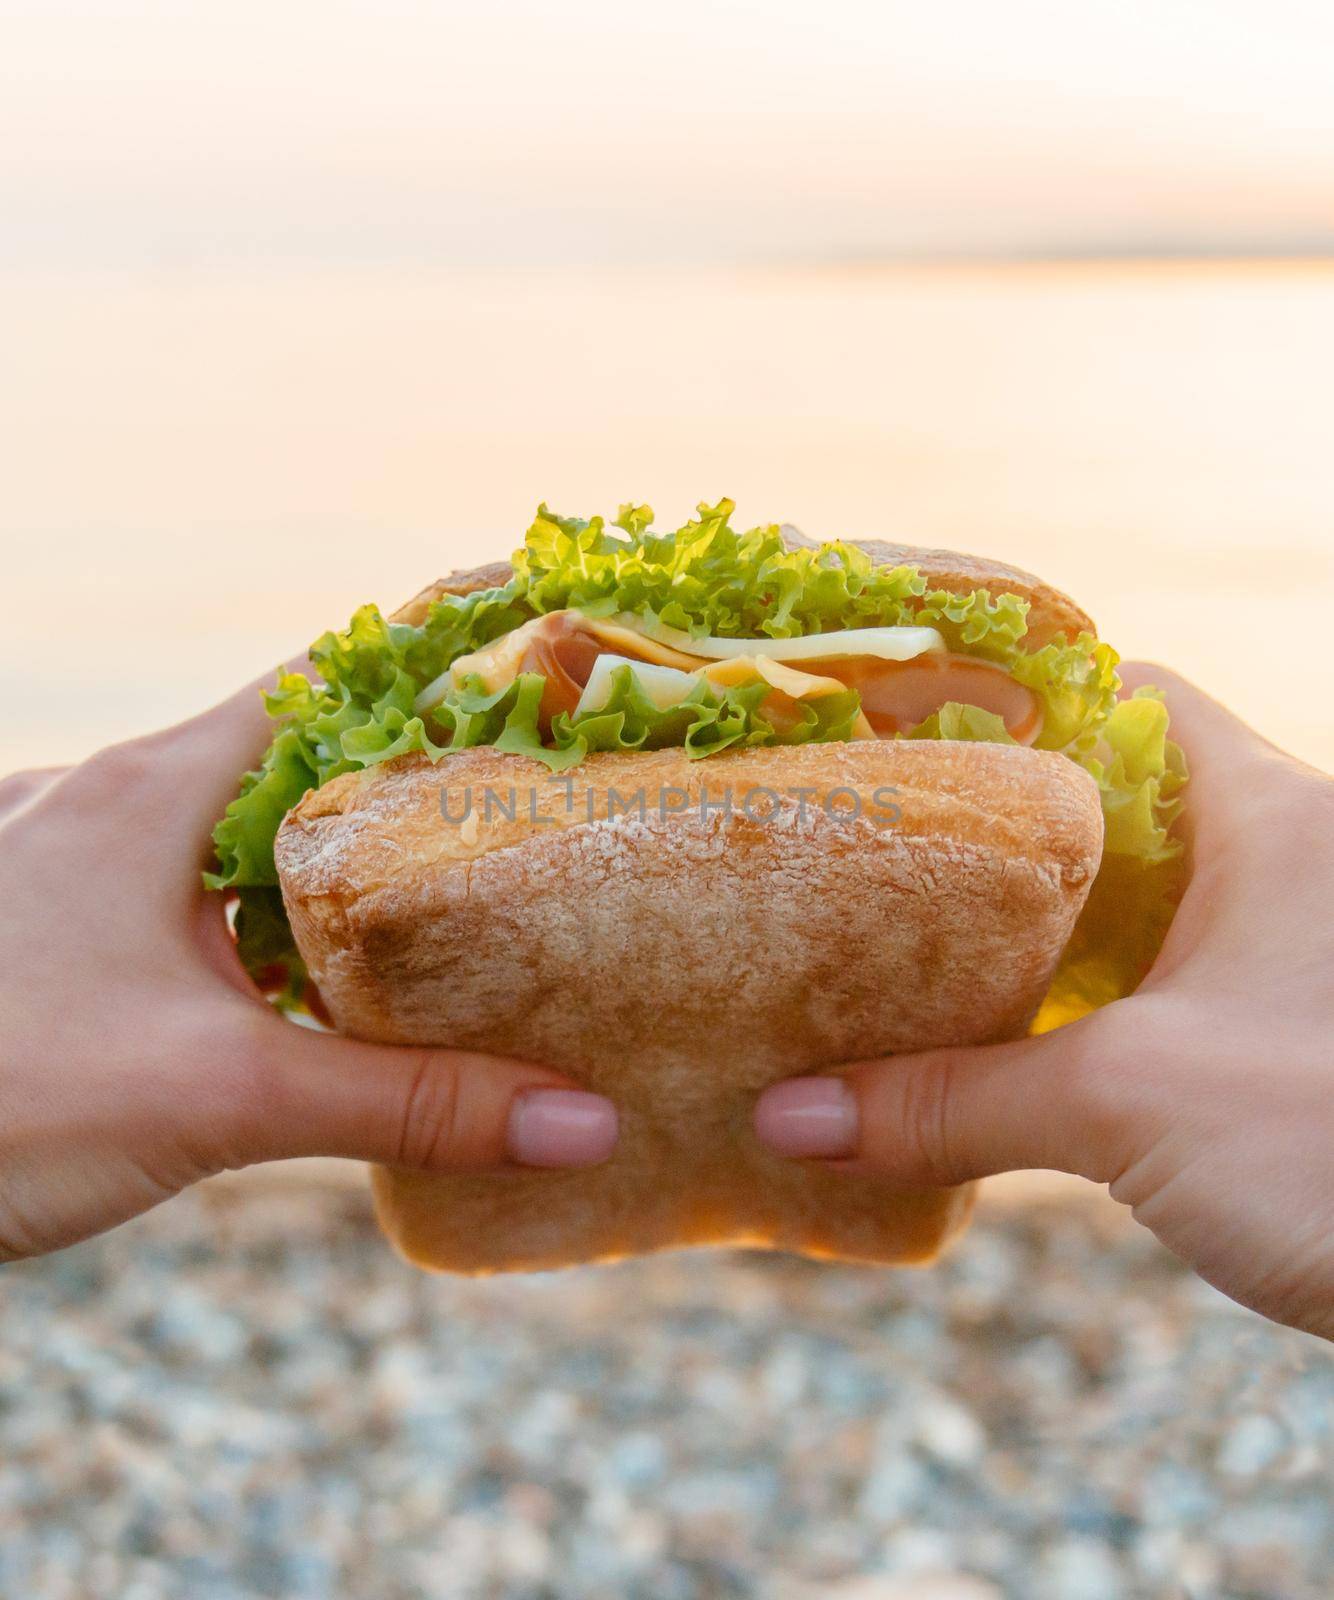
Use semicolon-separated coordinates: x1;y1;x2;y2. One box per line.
754;1076;858;1159
507;1089;619;1168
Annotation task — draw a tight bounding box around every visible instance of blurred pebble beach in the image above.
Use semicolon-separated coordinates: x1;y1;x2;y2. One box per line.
2;1167;1329;1600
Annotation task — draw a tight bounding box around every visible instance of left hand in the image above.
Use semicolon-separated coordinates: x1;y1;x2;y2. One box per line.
0;670;618;1261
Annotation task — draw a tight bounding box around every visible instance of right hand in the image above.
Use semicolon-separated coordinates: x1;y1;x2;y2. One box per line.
756;666;1334;1340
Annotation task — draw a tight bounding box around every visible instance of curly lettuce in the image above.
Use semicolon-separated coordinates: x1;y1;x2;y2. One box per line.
209;499;1186;1018
1035;689;1188;1026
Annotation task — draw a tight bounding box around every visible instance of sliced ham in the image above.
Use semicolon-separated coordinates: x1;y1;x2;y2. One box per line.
441;609;1043;746
518;615;603;735
814;653;1043;743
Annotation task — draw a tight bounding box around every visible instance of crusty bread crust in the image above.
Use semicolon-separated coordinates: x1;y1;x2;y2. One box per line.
276;742;1102;1272
392;561;513;624
389;539;1095;646
839;540;1092;646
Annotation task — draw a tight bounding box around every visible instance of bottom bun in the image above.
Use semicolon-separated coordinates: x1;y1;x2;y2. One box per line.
276;741;1103;1272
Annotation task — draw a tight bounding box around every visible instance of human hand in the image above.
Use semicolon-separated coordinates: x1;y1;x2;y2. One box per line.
754;667;1334;1339
0;674;618;1261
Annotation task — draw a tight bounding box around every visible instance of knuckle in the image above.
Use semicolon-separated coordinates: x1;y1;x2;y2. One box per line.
0;1217;37;1264
187;1008;286;1168
884;1053;960;1186
395;1052;464;1170
84;738;160;794
1205;764;1332;904
57;737;164;816
1056;1005;1161;1183
1265;762;1334;843
0;769;49;814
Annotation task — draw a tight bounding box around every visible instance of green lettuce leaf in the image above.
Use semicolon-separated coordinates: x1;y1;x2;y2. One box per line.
518;498;1006;643
1082;689;1188;862
905;703;1017;744
232;884;311;1009
549;663;864;766
1036;689;1188;1025
205;724;319;891
210;500;1186;1019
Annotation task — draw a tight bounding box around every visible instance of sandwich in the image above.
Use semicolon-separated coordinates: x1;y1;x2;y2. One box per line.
208;500;1186;1272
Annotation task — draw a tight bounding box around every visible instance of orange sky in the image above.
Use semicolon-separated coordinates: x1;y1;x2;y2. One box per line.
3;1;1333;268
3;7;1332;775
4;261;1332;775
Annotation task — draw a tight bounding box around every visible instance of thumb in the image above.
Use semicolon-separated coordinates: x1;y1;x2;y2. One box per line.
754;1012;1135;1188
222;1013;620;1174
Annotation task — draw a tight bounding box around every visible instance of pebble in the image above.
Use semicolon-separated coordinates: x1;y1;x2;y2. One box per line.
1037;1536;1127;1600
819;1578;1003;1600
0;1176;1329;1599
1216;1412;1287;1476
912;1395;986;1467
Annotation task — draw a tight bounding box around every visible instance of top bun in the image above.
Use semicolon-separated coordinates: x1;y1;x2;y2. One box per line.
391;536;1094;649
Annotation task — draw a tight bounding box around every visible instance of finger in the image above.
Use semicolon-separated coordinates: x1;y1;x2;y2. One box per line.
1117;658;1280;752
1116;661;1286;806
42;652;319;897
167;650;316;831
223;1012;619;1173
0;766;70;821
754;1014;1131;1188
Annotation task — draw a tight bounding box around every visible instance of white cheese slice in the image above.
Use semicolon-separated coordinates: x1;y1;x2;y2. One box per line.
703;655;847;699
706;656;877;739
414;608;944;718
605;614;945;664
574;654;700;716
580;618;710;671
576;652;877;741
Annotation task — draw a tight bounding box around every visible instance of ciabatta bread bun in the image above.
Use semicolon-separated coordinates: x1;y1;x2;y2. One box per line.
275;739;1102;1272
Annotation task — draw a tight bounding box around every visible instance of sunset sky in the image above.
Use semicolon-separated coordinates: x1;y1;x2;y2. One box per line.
4;0;1334;269
3;3;1332;777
